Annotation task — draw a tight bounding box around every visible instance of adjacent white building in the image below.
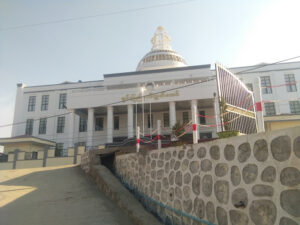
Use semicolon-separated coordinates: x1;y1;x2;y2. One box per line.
232;62;300;131
10;26;300;152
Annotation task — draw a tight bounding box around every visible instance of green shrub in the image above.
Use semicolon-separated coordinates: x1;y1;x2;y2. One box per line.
217;130;240;138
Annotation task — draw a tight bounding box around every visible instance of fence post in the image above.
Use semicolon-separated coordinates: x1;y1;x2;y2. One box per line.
191;99;198;144
13;149;19;169
157;120;161;149
43;147;48;167
136;126;140;153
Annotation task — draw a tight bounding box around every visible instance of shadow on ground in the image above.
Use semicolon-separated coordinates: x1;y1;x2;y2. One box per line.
0;165;133;225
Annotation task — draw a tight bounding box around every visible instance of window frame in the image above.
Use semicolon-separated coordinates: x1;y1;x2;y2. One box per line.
199;110;206;124
25;119;34;135
79;117;87;132
56;116;65;133
41;95;49;111
264;102;276;116
38;118;47;134
114;116;119;130
58;93;67;109
95;117;104;131
261;76;272;94
32;152;38;160
28;96;36;112
285;74;297;92
289;101;300;114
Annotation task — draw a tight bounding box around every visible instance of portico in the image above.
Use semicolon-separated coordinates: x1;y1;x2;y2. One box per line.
68;97;218;148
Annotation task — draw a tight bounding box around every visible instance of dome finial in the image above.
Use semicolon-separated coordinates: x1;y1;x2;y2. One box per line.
151;26;172;51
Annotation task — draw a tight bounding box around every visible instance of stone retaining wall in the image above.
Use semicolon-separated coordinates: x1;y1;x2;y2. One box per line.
80;150;162;225
115;126;300;225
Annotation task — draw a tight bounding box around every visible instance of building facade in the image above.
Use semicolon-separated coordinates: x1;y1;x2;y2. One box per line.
11;27;222;152
10;27;300;151
232;62;300;131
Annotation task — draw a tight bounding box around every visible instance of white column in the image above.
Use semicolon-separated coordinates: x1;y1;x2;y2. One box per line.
214;94;222;133
12;83;24;137
157;120;161;149
107;106;113;143
68;109;75;148
128;104;134;138
169;101;176;128
87;108;94;148
253;77;265;133
191;99;198;144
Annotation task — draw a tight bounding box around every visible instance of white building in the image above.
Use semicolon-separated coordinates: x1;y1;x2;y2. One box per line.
232;62;300;131
10;26;300;151
11;27;221;152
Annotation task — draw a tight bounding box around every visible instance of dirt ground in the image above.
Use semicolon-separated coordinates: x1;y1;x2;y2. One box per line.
0;165;134;225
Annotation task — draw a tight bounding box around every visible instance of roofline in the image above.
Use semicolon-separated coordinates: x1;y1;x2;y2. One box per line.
0;135;56;143
24;84;105;94
104;64;211;78
0;136;56;146
24;79;104;89
228;60;300;70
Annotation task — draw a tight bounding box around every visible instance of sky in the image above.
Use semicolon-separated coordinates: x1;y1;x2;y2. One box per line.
0;0;300;137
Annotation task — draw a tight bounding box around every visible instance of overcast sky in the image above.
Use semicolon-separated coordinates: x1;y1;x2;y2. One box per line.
0;0;300;137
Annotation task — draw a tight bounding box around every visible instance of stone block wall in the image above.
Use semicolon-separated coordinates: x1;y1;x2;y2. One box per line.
115;126;300;225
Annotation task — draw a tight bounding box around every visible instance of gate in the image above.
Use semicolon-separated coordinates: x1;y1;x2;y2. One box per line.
216;63;257;134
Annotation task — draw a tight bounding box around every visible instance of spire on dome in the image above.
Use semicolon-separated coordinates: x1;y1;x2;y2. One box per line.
136;26;187;71
151;26;172;51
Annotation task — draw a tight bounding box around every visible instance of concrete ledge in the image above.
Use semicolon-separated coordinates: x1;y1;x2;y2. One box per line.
86;164;162;225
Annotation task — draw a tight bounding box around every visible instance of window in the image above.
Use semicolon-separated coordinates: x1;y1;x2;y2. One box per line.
246;83;253;91
32;152;38;160
114;116;119;130
41;95;49;111
58;93;67;109
79;117;87;132
25;119;34;135
261;76;272;94
57;116;65;133
264;103;276;116
39;118;47;134
147;114;153;128
182;112;189;124
28;96;36;112
199;111;206;124
55;143;64;157
95;117;104;131
289;101;300;114
163;113;169;127
285;74;297;92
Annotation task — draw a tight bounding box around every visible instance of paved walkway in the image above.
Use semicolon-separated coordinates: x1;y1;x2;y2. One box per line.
0;165;134;225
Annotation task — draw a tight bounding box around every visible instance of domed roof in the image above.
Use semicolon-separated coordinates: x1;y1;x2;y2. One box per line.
136;26;187;71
